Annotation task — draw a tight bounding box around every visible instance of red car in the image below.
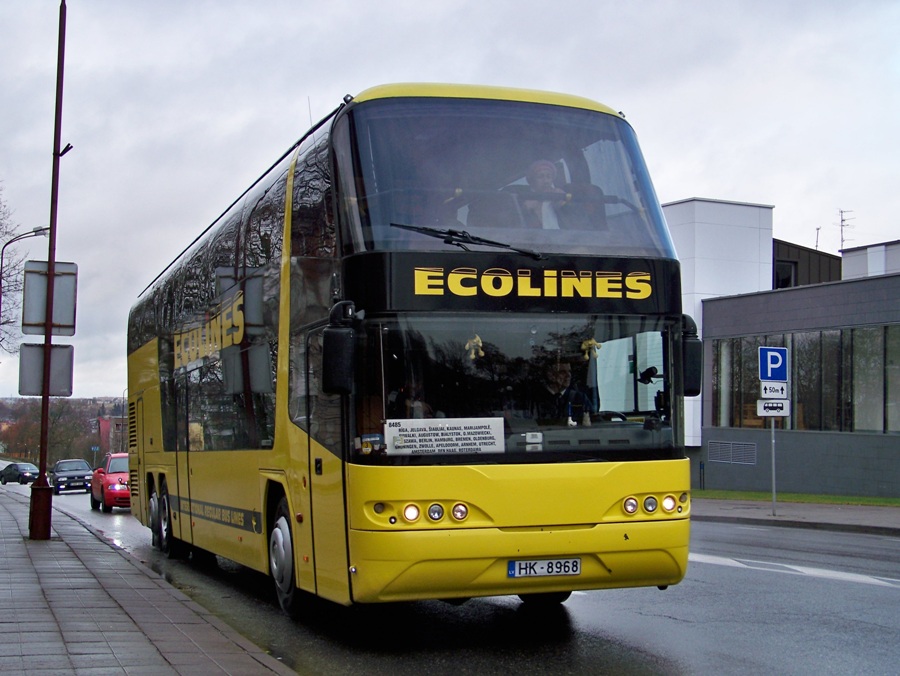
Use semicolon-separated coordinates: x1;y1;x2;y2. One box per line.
90;453;131;513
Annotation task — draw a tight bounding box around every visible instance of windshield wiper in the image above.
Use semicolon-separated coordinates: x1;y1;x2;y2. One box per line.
390;223;544;260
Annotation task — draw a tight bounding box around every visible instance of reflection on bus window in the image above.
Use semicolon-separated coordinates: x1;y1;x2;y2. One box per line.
334;98;675;259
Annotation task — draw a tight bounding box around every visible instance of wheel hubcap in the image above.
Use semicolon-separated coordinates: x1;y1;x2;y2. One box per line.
269;516;293;592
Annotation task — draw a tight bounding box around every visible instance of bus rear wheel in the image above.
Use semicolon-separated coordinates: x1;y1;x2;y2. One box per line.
270;497;303;618
148;489;160;548
158;479;188;559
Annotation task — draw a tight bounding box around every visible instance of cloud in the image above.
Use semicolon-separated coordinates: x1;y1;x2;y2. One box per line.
1;0;898;397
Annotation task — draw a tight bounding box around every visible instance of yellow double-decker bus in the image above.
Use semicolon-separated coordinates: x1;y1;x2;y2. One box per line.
127;83;701;615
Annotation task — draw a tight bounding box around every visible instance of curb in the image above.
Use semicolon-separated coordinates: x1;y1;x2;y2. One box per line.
691;513;900;538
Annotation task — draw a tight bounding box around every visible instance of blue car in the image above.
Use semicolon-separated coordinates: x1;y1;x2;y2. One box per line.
0;462;40;485
49;458;93;494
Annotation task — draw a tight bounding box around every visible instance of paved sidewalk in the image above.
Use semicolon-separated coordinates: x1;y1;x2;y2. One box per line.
692;497;900;536
0;490;295;676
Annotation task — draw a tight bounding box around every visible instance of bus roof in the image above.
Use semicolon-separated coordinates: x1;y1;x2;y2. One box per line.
352;83;622;118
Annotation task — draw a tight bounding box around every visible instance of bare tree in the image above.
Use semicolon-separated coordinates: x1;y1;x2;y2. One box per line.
0;186;24;354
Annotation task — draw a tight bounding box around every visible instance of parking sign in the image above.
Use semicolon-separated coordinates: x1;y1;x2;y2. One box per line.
758;347;788;382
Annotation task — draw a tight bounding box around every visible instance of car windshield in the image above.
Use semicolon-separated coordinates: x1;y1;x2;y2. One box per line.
20;464;38;471
57;460;90;471
107;457;128;473
334;97;676;260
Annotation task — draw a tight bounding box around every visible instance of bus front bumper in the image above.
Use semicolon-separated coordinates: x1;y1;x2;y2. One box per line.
347;517;689;603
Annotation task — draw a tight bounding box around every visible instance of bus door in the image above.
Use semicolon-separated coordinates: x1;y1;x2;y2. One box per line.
305;327;351;603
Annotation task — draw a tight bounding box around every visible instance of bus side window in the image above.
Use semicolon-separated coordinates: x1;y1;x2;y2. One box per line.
288;330;309;430
304;327;341;453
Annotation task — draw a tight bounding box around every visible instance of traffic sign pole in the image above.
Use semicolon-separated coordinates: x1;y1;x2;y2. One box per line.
770;418;776;516
759;346;789;517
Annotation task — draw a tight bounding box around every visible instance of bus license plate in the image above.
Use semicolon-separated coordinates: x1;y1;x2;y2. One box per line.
507;558;581;578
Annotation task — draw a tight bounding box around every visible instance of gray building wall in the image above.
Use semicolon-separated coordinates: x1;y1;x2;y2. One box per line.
699;272;900;498
697;428;899;497
702;272;900;337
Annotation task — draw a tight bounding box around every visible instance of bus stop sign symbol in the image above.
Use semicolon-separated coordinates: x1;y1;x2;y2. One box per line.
759;347;788;382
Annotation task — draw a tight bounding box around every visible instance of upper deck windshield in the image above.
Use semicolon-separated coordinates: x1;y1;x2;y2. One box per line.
334;97;676;259
353;314;681;465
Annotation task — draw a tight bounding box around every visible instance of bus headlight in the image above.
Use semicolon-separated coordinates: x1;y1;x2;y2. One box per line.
662;495;677;512
451;503;468;521
623;497;639;514
403;504;420;522
643;496;658;513
427;503;444;521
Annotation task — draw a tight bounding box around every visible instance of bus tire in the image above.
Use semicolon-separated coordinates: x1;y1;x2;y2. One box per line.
158;479;188;559
148;488;160;548
518;591;572;606
270;496;302;618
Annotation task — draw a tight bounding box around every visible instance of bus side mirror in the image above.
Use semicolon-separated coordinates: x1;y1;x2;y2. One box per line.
322;301;358;395
682;314;702;397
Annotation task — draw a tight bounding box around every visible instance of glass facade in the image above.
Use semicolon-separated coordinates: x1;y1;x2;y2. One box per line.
710;325;899;433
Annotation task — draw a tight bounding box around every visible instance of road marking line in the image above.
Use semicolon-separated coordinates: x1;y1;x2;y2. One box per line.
689;553;900;588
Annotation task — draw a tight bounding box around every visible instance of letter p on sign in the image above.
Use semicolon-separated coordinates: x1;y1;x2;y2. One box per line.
758;346;788;381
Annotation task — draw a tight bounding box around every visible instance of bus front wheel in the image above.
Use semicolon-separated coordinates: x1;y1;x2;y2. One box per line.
270;497;303;618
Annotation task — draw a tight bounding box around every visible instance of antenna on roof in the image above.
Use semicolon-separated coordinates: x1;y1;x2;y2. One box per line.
838;209;854;250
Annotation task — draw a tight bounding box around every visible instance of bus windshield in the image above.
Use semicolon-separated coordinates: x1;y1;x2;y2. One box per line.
335;98;677;259
353;313;680;464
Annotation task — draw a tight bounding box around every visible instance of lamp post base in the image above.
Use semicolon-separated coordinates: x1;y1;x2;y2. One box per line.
29;483;53;540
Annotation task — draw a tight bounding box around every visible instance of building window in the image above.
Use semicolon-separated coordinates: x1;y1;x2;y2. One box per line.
852;327;884;432
888;326;900;432
710;326;898;434
774;260;797;289
821;330;841;430
793;332;821;430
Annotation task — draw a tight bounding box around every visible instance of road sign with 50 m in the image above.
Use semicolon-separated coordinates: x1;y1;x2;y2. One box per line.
761;381;787;398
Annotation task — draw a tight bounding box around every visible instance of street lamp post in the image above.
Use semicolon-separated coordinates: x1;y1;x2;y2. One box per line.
31;0;69;541
0;226;50;327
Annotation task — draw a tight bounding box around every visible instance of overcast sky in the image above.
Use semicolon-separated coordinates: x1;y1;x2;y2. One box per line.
1;0;898;398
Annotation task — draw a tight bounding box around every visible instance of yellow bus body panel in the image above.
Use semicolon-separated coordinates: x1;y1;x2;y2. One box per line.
127;339;166;529
345;458;690;603
354;83;620;117
177;450;269;570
